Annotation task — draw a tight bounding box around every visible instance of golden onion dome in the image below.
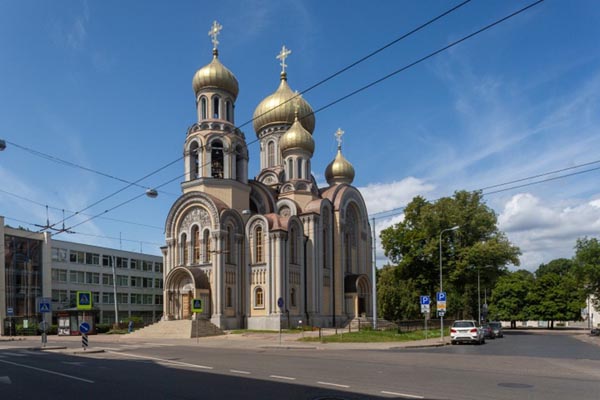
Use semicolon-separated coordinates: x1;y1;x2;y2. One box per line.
192;49;239;99
253;72;315;134
325;148;355;185
280;116;314;155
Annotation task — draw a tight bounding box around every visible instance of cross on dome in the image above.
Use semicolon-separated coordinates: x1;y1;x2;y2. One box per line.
208;20;223;50
335;128;345;149
276;45;292;73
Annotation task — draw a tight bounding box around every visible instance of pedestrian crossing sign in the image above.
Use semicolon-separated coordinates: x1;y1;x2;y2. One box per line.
192;298;203;313
76;291;92;310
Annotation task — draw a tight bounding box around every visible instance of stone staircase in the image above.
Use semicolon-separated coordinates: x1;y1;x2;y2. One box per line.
127;319;223;339
349;317;396;331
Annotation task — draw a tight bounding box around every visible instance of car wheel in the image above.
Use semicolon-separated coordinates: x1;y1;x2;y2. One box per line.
482;338;486;344
451;340;456;345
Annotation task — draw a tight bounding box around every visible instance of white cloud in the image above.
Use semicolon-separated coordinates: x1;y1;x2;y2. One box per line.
359;177;435;215
51;0;90;51
499;192;600;270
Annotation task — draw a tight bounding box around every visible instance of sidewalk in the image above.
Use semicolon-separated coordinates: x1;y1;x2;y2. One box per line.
15;329;451;354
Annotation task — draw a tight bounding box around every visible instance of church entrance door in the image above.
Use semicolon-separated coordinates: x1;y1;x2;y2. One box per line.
182;293;192;319
358;297;366;316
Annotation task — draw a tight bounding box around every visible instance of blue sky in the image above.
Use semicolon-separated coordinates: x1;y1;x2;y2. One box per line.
1;0;600;271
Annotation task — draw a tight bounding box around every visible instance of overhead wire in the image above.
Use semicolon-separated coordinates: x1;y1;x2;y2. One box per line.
5;0;546;238
370;159;600;222
3;0;475;232
0;188;163;230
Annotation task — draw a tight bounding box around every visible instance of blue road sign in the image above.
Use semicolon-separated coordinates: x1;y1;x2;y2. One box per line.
420;295;431;305
79;322;91;334
277;297;284;308
7;307;14;317
437;292;447;302
39;301;51;313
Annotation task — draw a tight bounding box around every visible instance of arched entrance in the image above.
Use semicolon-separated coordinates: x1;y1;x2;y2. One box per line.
164;267;211;320
344;274;371;318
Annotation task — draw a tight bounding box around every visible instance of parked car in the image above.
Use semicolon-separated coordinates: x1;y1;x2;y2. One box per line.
480;323;495;339
450;320;485;345
489;321;504;338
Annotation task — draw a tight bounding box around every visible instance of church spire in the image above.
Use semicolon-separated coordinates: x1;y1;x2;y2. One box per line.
325;128;355;185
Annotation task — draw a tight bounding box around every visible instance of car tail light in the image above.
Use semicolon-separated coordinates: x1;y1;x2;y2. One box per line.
470;328;478;333
450;328;456;333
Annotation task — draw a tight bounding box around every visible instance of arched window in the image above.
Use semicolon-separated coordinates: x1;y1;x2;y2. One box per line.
255;226;263;263
180;233;188;265
267;141;275;167
287;158;293;179
290;288;296;307
213;96;220;119
189;142;200;179
211;140;224;179
290;227;297;264
192;226;200;264
203;230;211;262
254;287;264;308
225;100;232;122
322;210;329;269
226;287;232;308
200;97;207;120
226;226;233;264
297;158;303;180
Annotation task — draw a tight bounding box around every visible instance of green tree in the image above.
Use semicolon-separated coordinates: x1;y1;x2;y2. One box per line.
574;237;600;307
380;190;520;319
526;259;585;328
489;270;534;328
377;265;420;321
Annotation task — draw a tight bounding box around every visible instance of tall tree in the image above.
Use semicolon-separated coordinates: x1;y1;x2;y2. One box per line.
380;191;520;319
489;270;534;328
526;259;585;328
574;237;600;307
377;265;420;321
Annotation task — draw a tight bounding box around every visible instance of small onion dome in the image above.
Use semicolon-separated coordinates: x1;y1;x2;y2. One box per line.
280;116;314;155
192;49;239;99
325;148;355;185
253;72;315;135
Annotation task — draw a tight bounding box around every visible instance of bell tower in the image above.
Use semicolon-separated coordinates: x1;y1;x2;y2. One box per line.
181;21;250;211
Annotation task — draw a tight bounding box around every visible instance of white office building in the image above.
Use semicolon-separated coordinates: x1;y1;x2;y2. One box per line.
1;216;163;335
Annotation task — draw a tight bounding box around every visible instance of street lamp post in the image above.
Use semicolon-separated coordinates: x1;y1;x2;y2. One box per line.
439;225;459;343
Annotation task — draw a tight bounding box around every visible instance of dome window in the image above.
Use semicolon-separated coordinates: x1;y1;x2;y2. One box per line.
213;96;220;119
200;97;207;120
226;100;233;122
211;140;224;179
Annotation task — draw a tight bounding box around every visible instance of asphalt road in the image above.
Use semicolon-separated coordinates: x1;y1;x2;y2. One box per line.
1;331;599;400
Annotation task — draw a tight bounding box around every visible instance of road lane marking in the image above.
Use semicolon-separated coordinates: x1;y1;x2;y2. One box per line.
229;369;251;375
107;351;213;370
381;390;424;399
270;375;296;381
317;381;350;388
2;352;26;357
0;359;94;383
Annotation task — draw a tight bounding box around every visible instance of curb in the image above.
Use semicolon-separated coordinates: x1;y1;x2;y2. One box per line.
260;345;319;350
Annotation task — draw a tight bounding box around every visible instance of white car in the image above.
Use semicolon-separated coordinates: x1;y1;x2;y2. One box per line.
450;320;485;345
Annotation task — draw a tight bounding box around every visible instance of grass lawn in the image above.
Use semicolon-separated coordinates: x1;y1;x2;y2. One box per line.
300;328;450;343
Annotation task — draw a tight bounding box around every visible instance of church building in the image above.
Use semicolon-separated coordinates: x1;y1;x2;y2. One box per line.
162;22;373;330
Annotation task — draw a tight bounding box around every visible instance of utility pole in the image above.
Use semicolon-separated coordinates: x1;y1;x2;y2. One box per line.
371;217;377;330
